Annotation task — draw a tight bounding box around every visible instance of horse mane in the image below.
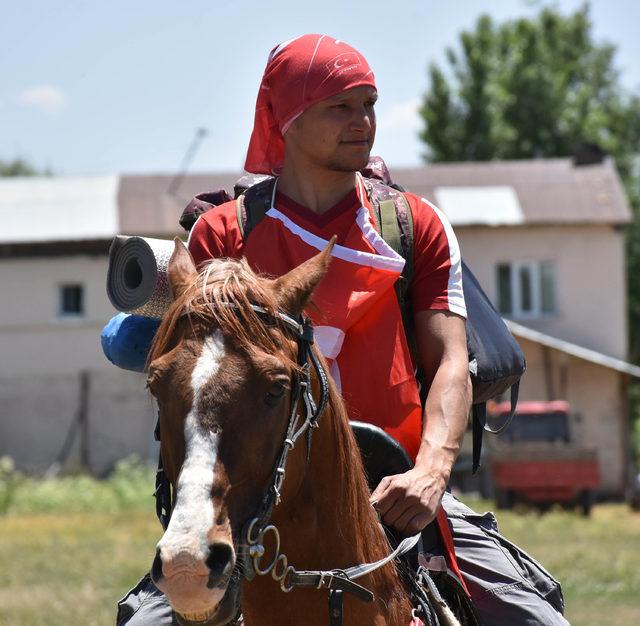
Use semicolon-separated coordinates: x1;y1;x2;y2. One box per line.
321;372;405;603
148;257;300;371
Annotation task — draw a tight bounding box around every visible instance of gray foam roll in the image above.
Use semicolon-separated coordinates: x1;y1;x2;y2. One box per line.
107;236;176;319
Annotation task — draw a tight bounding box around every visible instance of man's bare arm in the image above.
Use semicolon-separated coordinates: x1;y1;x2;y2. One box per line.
370;310;471;535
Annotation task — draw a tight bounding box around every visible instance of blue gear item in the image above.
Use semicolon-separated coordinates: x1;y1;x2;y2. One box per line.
101;313;161;372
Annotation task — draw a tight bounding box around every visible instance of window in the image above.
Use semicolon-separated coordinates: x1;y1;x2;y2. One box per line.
496;261;557;318
59;284;85;317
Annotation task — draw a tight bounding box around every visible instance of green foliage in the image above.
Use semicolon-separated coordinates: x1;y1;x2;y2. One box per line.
630;382;640;462
0;457;21;515
0;456;155;516
0;158;50;177
420;3;640;456
420;5;640;169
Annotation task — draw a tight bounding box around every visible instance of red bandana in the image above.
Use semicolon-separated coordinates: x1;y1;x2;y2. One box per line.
245;34;376;175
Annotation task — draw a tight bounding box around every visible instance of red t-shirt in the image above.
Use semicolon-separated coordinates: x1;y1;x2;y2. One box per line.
188;188;466;318
188;187;469;589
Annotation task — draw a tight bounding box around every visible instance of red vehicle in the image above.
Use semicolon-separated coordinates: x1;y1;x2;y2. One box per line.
489;400;600;515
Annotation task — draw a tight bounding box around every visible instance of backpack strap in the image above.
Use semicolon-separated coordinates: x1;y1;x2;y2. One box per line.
471;381;520;473
364;178;414;309
235;176;276;239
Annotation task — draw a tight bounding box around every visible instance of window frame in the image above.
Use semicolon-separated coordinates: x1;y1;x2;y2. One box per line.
58;283;85;318
496;260;557;319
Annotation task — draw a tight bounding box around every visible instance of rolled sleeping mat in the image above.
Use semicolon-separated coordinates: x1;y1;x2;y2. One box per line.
107;235;176;319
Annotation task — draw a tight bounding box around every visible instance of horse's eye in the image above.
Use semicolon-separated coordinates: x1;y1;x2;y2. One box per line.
265;381;287;407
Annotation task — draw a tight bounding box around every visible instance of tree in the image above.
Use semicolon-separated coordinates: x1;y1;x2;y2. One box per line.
419;4;640;460
0;158;50;177
420;4;640;352
420;6;640;174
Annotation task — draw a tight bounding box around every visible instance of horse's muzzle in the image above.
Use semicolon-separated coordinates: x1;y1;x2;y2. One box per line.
175;577;241;626
152;540;237;622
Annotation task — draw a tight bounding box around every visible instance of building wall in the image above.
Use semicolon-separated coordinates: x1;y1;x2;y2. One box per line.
456;224;628;361
0;255;117;376
0;254;156;472
0;235;630;485
0;369;157;474
509;336;627;494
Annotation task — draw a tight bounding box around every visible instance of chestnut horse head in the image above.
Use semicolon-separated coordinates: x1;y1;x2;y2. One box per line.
146;239;337;624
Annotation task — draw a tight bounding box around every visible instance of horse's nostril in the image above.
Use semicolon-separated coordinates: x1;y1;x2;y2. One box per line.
151;549;164;583
206;542;234;582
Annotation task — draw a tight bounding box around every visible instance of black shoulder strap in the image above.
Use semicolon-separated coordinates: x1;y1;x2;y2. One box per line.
471;382;520;473
235;176;276;239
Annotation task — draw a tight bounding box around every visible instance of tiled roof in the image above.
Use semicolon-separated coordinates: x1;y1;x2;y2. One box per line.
114;158;635;233
117;172;239;237
394;158;632;226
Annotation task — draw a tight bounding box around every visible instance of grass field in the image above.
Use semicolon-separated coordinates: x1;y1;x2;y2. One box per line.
1;463;639;625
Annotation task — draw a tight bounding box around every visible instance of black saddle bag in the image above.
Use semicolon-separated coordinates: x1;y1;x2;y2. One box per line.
462;262;526;472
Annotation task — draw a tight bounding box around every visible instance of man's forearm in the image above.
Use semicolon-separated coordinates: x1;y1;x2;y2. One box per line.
369;311;471;533
415;358;472;482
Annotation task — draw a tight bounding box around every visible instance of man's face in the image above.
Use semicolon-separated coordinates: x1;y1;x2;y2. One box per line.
285;85;377;172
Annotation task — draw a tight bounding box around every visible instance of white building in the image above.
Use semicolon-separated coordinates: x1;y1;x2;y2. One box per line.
1;159;638;494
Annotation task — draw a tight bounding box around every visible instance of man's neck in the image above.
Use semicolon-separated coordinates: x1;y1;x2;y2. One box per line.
277;162;358;215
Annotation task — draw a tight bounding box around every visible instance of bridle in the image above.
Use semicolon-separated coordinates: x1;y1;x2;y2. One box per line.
236;304;423;626
240;304;330;523
153;302;422;626
152;303;326;531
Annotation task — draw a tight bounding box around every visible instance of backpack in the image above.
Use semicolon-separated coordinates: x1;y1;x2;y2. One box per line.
180;168;526;471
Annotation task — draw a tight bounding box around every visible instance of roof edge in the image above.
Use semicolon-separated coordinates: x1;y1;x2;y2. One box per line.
505;319;640;378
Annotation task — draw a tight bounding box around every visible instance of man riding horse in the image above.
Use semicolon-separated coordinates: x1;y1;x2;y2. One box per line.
117;34;567;625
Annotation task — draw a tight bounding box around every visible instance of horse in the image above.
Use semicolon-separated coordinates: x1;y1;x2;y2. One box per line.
146;238;462;626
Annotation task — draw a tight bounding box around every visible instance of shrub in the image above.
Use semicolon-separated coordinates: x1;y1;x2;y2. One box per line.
0;456;21;514
0;456;155;515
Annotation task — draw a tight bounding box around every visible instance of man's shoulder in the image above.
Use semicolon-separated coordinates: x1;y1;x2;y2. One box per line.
399;190;436;213
194;198;239;232
188;197;244;263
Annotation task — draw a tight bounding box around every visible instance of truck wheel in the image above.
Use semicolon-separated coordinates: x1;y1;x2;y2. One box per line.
495;489;515;510
580;490;593;516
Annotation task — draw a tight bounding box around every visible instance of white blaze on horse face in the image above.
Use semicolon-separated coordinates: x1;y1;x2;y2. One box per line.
157;331;225;574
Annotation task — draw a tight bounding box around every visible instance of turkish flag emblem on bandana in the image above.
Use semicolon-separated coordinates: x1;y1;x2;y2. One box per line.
242;175;422;459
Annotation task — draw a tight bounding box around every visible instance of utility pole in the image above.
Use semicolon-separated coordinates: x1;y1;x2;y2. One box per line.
167;127;209;198
78;370;90;469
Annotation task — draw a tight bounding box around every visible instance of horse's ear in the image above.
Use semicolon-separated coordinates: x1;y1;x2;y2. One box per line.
274;237;335;315
168;238;198;300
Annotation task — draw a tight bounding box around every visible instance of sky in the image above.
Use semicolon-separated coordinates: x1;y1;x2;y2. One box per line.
2;0;640;176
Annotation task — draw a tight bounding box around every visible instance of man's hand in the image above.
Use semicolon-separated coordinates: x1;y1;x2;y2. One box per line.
369;464;447;535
